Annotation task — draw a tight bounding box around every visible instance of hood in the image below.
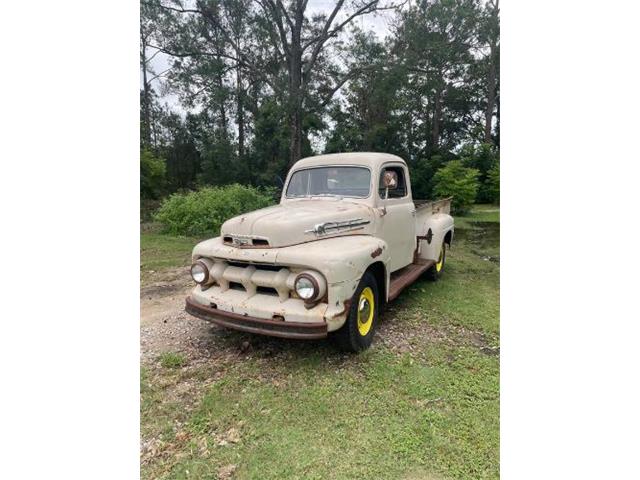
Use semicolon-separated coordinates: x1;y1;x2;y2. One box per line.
220;199;376;248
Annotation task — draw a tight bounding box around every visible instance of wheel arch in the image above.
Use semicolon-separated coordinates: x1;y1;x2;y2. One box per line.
364;260;388;304
444;229;454;246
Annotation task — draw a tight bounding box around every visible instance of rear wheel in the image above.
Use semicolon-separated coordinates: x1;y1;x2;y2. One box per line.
333;272;379;352
426;241;446;281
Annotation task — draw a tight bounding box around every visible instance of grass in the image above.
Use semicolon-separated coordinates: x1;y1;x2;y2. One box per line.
140;233;198;273
454;204;500;228
140;204;499;479
159;352;188;369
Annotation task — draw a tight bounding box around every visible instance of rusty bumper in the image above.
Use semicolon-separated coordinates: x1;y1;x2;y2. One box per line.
185;296;328;339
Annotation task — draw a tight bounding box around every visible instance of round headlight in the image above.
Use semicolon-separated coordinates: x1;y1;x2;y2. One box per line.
190;262;209;284
295;274;318;301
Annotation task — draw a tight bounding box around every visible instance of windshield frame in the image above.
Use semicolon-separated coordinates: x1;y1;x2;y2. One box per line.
284;164;373;199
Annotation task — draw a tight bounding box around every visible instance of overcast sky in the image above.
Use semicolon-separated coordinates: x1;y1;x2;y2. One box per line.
145;0;397;113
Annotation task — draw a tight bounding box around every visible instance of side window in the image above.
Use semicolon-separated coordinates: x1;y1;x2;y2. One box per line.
378;166;407;199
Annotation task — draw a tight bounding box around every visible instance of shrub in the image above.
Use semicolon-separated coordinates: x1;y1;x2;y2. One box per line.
432;160;480;215
154;184;275;236
140;149;166;199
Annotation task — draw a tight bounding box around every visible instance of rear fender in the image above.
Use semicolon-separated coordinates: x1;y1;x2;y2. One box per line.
417;213;454;262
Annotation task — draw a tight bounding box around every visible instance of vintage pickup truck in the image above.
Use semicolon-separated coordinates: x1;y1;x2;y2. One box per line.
185;152;454;351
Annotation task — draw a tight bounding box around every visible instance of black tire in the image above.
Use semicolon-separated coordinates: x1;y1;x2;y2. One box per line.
332;271;380;352
426;241;446;281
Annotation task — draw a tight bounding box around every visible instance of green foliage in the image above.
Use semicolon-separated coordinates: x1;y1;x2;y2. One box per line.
140;149;166;199
432;160;480;215
485;160;500;204
154;184;275;236
460;143;499;203
409;154;449;200
159;352;186;369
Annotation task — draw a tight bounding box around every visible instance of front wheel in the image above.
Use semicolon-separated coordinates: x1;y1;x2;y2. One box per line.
333;271;379;352
426;241;446;281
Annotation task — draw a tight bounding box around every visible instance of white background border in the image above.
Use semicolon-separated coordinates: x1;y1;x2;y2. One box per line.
1;0;639;478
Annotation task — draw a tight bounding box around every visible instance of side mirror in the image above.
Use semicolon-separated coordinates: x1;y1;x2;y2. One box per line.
383;171;398;189
275;175;284;188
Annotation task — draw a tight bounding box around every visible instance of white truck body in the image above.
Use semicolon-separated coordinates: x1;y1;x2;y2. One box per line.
186;152;454;347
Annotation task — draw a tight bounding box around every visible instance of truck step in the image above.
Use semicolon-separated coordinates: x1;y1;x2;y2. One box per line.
388;259;435;301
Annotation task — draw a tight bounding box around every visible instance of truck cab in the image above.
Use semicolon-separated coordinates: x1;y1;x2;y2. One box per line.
186;152;454;351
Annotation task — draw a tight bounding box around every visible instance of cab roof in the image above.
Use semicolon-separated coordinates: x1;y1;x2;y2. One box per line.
292;152;406;172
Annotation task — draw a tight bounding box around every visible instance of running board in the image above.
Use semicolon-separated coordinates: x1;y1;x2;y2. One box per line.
388;259;435;301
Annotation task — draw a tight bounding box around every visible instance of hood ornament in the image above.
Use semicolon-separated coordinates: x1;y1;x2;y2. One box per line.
305;218;370;236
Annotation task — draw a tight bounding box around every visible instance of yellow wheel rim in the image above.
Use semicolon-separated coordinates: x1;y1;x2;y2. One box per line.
357;287;375;336
435;245;445;272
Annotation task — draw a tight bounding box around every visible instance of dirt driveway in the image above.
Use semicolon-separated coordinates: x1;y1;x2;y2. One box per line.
140;265;494;369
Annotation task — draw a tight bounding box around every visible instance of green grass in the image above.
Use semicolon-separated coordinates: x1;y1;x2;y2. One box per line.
140;233;198;272
159;352;187;369
455;204;500;228
141;206;499;480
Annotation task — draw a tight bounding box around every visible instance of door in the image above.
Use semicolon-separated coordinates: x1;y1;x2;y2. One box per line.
377;164;416;272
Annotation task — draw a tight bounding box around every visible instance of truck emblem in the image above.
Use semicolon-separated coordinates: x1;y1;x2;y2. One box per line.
232;237;251;246
305;218;370;236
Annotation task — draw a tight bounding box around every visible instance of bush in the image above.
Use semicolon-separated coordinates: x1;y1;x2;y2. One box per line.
154;184;276;236
140;149;166;199
432;160;480;215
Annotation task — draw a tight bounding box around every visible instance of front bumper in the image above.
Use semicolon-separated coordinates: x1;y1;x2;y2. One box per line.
185;296;328;339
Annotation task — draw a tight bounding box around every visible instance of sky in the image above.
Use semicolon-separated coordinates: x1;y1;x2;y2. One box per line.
144;0;397;114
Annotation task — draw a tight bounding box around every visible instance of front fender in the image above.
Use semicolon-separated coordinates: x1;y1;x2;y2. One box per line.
275;235;390;331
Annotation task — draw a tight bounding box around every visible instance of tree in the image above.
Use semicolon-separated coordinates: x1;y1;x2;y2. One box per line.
140;0;500;203
325;31;407;156
140;149;167;199
485;159;499;204
478;0;499;144
394;0;481;156
145;0;396;165
460;142;498;203
432;160;479;214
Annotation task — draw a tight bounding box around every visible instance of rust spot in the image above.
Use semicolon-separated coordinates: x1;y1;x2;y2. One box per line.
371;247;383;258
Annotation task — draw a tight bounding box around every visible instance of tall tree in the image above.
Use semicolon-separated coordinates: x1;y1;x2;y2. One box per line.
479;0;499;144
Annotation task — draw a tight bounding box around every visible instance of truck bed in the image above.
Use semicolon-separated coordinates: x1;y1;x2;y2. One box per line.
414;197;452;215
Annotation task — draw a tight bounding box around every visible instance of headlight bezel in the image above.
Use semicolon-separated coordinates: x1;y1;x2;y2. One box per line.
294;272;320;302
190;261;210;284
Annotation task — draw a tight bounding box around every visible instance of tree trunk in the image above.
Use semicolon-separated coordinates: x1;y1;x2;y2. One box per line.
484;0;499;144
287;51;303;165
236;65;245;159
431;88;442;150
286;1;305;166
141;33;152;148
484;44;497;144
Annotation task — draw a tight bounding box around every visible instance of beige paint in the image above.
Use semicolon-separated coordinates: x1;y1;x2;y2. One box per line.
190;152;454;332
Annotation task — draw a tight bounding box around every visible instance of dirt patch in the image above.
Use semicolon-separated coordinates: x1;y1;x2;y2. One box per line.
455;221;500;263
140;271;495;368
375;304;498;359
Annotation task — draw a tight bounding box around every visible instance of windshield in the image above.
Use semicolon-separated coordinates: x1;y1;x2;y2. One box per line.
286;166;371;198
